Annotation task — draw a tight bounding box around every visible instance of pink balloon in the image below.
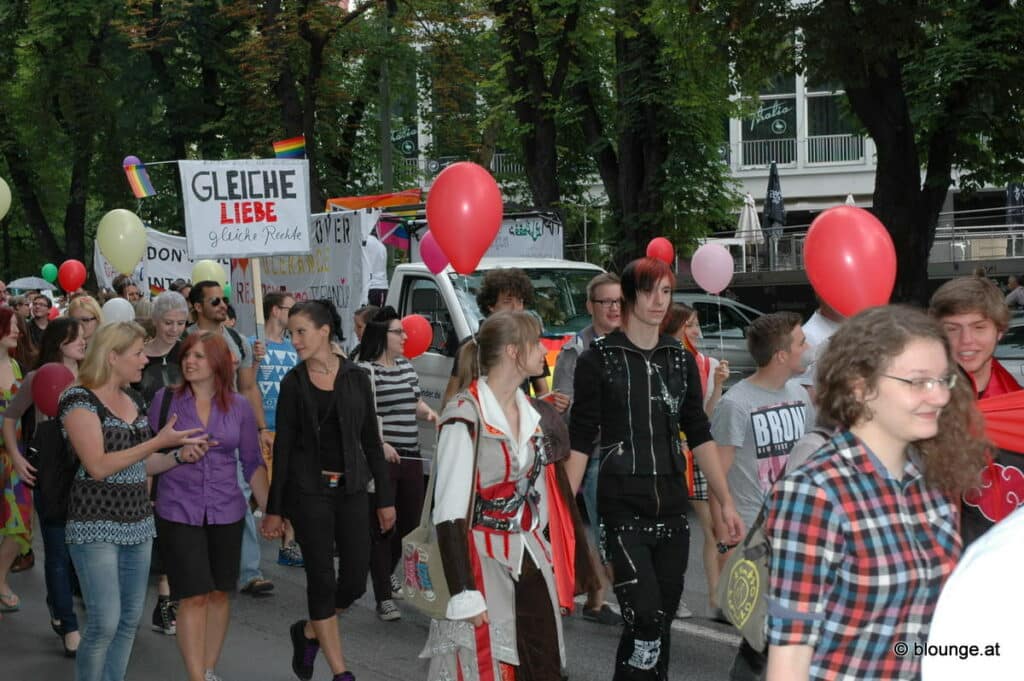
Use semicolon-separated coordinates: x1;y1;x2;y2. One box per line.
420;231;450;275
690;243;734;294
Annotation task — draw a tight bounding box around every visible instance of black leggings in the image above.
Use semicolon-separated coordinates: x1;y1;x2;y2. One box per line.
604;515;689;681
369;457;425;603
291;486;370;621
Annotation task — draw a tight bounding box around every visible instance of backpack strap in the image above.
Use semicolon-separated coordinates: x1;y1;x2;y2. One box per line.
225;326;247;361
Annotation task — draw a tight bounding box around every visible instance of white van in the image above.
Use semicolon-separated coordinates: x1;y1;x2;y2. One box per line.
386;257;605;461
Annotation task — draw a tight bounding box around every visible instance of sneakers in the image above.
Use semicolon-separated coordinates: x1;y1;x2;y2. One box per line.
333;673;355;681
581;603;623;625
376;599;401;621
390;574;404;600
204;671;223;681
289;620;319;681
240;577;275;597
278;541;304;568
675;600;694;619
152;597;176;635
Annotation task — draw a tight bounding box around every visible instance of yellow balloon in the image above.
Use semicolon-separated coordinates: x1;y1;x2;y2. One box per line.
191;259;227;285
0;178;11;220
97;209;146;275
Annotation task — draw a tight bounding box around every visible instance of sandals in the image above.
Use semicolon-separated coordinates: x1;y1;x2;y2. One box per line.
239;577;275;597
0;591;20;612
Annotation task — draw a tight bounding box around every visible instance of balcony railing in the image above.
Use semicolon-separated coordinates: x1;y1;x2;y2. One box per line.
807;134;864;164
740;138;797;167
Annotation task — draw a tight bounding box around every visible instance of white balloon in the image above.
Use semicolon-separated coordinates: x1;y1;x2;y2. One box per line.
101;297;136;324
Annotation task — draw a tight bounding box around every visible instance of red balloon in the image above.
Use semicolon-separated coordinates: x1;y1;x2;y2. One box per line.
401;314;432;359
58;259;87;292
646;237;675;265
32;362;75;418
426;162;503;274
803;206;896;317
47;306;60;320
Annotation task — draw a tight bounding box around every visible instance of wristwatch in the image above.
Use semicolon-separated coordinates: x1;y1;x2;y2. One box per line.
173;449;186;465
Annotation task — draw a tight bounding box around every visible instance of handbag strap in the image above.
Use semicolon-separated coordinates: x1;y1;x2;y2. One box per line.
417;393;482;531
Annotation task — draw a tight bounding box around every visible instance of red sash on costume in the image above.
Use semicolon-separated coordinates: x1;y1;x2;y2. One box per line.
971;361;1024;528
978;359;1021;399
545;464;576;610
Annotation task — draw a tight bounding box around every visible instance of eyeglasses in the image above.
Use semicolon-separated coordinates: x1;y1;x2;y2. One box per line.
205;297;225;307
591;298;622;308
881;374;958;392
387;328;407;336
73;316;97;323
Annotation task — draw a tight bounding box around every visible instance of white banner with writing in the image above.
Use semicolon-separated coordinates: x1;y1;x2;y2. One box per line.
179;159;312;258
93;228;230;295
410;215;563;262
230;211;368;343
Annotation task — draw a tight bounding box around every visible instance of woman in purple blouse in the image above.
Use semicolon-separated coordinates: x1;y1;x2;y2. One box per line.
149;331;269;681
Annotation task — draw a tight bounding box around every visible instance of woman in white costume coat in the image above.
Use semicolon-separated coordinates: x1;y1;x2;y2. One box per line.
422;311;569;681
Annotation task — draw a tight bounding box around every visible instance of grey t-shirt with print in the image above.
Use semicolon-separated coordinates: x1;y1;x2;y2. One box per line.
711;378;816;527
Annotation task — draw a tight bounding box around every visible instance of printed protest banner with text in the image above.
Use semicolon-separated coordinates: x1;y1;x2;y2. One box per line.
230;210;368;343
93;228;230;296
179;159;312;258
411;214;563;262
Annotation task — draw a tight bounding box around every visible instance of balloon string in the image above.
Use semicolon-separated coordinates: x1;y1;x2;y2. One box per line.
716;295;724;357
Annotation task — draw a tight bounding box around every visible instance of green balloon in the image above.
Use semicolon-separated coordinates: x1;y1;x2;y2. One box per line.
41;263;58;283
223;283;232;301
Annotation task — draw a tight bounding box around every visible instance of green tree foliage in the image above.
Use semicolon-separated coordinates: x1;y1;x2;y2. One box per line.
0;0;409;278
732;0;1024;303
488;0;752;265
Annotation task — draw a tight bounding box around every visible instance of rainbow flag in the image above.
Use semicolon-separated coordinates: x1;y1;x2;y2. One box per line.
122;156;156;198
273;135;306;159
378;218;410;250
149;284;165;297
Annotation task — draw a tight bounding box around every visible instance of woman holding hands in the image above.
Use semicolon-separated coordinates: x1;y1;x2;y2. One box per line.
150;332;269;681
262;300;394;681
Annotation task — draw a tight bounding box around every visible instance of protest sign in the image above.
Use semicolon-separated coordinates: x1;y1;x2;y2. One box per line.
93;228;230;296
410;214;563;262
230;210;367;344
179;159;312;259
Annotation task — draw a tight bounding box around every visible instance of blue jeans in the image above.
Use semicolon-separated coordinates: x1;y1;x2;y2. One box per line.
34;492;79;634
69;539;153;681
236;457;263;587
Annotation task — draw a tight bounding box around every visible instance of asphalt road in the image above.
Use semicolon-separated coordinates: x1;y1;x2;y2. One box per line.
4;509;741;681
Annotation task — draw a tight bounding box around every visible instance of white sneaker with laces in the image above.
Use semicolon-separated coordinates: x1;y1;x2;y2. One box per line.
204;670;223;681
377;599;401;621
675;600;694;619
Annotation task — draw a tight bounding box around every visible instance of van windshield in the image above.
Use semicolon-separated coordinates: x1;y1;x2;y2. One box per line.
449;268;598;338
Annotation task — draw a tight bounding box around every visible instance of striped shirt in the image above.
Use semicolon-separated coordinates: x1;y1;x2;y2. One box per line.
766;430;960;680
361;358;421;451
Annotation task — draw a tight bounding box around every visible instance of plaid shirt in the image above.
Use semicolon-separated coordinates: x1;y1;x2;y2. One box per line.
766;430;960;680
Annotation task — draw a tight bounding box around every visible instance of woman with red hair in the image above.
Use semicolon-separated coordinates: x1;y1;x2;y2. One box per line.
149;332;269;681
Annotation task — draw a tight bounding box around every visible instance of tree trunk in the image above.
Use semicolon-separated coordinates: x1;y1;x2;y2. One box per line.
491;0;564;210
844;56;948;306
613;0;668;267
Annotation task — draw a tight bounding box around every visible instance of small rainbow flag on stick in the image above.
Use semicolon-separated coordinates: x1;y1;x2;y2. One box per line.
273;135;306;159
122;156;156;198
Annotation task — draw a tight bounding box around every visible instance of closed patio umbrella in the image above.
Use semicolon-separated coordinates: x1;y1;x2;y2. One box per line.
763;162;785;268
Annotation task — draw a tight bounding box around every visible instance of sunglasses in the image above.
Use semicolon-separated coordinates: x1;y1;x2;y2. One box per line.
205;297;226;307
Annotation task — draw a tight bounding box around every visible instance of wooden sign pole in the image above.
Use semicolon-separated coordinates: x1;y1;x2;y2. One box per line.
252;258;265;342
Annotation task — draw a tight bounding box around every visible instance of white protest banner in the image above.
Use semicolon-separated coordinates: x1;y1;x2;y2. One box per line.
93;228;230;296
230;210;367;343
411;214;563;262
179;159;312;259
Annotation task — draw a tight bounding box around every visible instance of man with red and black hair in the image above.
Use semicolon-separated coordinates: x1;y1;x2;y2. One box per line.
930;275;1022;545
565;257;744;681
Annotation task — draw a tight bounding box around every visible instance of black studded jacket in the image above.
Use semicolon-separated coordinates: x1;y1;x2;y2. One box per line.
568;330;711;519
